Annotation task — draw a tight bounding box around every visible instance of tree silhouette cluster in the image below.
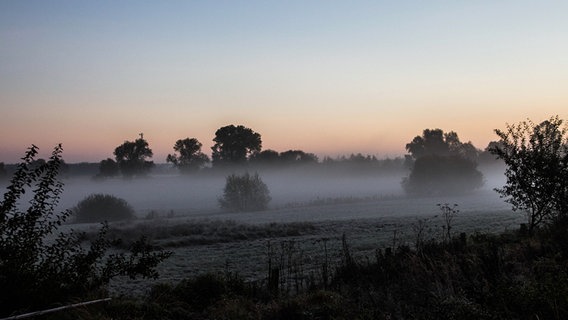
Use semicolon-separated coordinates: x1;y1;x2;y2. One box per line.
167;138;210;173
403;129;484;195
91;124;496;183
250;149;318;166
211;125;262;166
0;162;6;180
96;125;324;177
113;136;154;178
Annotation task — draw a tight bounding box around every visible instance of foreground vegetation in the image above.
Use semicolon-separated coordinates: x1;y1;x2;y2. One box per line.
40;218;568;320
0;145;170;318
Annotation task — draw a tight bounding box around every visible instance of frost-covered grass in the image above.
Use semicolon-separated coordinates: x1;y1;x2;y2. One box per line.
88;219;317;248
104;204;522;296
52;170;515;296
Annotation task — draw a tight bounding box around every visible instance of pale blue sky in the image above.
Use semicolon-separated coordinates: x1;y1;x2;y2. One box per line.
1;1;567;162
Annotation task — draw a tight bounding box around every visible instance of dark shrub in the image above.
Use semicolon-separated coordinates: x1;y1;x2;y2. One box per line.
219;172;271;212
73;193;135;223
402;155;483;195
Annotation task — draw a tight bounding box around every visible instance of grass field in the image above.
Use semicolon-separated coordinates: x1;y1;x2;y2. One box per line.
28;169;518;296
91;189;521;296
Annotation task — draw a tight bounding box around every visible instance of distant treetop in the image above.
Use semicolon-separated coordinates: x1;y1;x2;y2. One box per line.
113;135;154;178
211;125;262;166
403;128;483;195
167;138;210;173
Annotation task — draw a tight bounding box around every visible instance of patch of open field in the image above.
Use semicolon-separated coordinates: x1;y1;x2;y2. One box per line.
102;190;521;296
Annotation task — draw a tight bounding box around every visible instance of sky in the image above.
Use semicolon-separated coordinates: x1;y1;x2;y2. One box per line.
1;1;567;163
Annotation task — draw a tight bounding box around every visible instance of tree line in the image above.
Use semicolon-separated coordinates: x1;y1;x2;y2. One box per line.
96;125;322;178
90;124;499;177
0;123;505;198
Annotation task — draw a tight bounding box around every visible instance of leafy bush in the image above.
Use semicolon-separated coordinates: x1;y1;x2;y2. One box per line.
0;145;170;317
219;172;271;212
490;116;568;235
73;193;135;223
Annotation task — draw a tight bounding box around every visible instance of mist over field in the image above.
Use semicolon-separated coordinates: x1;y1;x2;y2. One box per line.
39;164;507;223
3;1;568;317
4;162;510;297
0;126;516;301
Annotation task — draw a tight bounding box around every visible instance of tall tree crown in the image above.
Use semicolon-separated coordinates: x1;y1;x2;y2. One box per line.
167;138;209;172
113;136;154;177
211;125;262;165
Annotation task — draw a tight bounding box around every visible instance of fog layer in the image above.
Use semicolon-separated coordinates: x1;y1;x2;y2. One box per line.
31;165;508;223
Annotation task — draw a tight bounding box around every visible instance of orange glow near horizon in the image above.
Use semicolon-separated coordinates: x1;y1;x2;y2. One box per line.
2;2;568;163
3;104;566;164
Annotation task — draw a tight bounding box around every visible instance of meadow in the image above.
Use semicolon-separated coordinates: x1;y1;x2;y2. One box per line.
4;162;554;319
54;166;522;297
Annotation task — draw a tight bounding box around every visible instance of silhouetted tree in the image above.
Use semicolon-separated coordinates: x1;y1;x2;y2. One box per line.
406;129;480;160
478;141;503;166
114;134;154;178
29;158;46;170
380;157;405;171
211;125;262;166
403;129;483;195
279;150;319;164
250;149;281;165
348;153;378;163
456;141;480;162
0;163;6;180
167;138;210;173
490;116;568;235
97;158;119;177
0;145;170;317
219;172;271;212
406;129;450;159
402;155;483;195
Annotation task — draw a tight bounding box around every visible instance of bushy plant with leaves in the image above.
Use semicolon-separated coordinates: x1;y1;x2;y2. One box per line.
490;116;568;234
0;145;171;317
73;193;135;223
219;172;271;212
